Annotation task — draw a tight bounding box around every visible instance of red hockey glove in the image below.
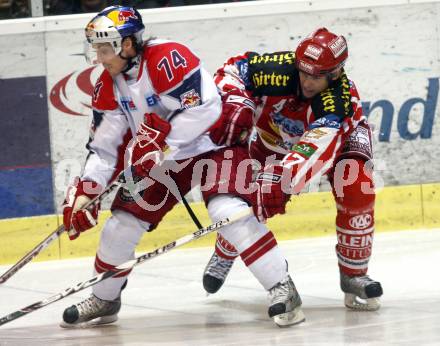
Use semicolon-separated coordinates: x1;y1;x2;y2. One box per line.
253;165;292;223
131;113;171;177
209;90;255;146
62;177;103;240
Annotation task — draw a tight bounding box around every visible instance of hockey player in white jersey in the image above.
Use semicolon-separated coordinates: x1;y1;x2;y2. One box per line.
60;6;304;328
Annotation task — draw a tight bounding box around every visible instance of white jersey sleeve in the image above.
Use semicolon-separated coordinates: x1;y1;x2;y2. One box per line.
82;109;130;187
81;70;130;187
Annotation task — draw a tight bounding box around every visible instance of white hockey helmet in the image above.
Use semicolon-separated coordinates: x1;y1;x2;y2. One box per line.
84;6;145;64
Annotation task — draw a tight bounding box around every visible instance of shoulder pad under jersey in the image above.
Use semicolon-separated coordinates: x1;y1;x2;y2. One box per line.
143;41;201;94
92;70;119;111
310;72;354;120
247;51;298;96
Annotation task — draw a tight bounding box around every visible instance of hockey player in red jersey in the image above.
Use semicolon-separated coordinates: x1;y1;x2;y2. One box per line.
60;6;304;328
203;28;383;311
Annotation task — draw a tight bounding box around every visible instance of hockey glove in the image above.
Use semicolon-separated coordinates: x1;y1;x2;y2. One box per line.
131;113;171;177
209;90;255;146
254;165;292;223
62;177;103;240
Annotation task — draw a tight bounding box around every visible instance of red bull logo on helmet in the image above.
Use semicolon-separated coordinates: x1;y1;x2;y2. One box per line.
107;9;137;26
118;9;137;22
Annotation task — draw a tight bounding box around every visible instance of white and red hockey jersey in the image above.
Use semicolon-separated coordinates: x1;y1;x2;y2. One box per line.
82;39;222;187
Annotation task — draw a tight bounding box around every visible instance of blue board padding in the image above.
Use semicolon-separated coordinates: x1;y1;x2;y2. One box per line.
0;166;55;219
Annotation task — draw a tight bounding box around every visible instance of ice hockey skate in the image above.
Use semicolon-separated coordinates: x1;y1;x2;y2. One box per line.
268;275;305;327
340;272;383;311
60;294;121;328
202;252;235;294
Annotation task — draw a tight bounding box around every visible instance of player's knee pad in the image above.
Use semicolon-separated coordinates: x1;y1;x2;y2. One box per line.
97;209;151;265
333;158;375;212
93;210;150;301
208;195;287;289
207;194;267;254
207;194;250;223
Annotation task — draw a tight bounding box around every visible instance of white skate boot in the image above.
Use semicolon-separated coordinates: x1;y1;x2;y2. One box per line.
202;252;235;294
60;294;121;328
268;275;305;327
340;272;383;311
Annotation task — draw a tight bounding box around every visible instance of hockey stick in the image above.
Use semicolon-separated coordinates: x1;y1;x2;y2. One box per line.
180;190;203;229
0;173;126;285
0;170;202;284
0;164;203;284
0;208;252;326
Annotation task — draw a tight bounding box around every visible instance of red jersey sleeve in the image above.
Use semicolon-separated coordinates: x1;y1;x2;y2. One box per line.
92;70;119;111
214;53;253;95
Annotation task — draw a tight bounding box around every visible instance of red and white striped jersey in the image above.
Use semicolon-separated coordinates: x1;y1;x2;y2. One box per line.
82;39;222;187
215;51;365;193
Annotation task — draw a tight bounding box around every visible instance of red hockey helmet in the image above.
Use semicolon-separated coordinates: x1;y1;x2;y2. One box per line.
295;28;348;76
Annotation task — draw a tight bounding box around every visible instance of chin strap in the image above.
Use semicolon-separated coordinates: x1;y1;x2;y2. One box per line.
120;52;141;75
119;38;144;74
118;52;131;61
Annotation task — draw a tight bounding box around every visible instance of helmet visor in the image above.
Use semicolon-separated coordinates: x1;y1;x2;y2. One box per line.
84;41;118;65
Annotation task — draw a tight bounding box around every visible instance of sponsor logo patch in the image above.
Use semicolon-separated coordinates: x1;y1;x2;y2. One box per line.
304;44;323;61
257;172;282;183
145;94;158;107
252;71;291;88
180;89;201;109
236;60;250;85
226;95;256;110
298;60;315;75
349;125;370;144
329;36;347;58
303;128;329;139
249;52;295;65
120;97;137;111
292;142;318;158
349;214;372;229
342;124;373;159
107;9;138;26
309;114;341;129
272;112;305;137
319;88;337;113
118;175;144;202
117;9;137;22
